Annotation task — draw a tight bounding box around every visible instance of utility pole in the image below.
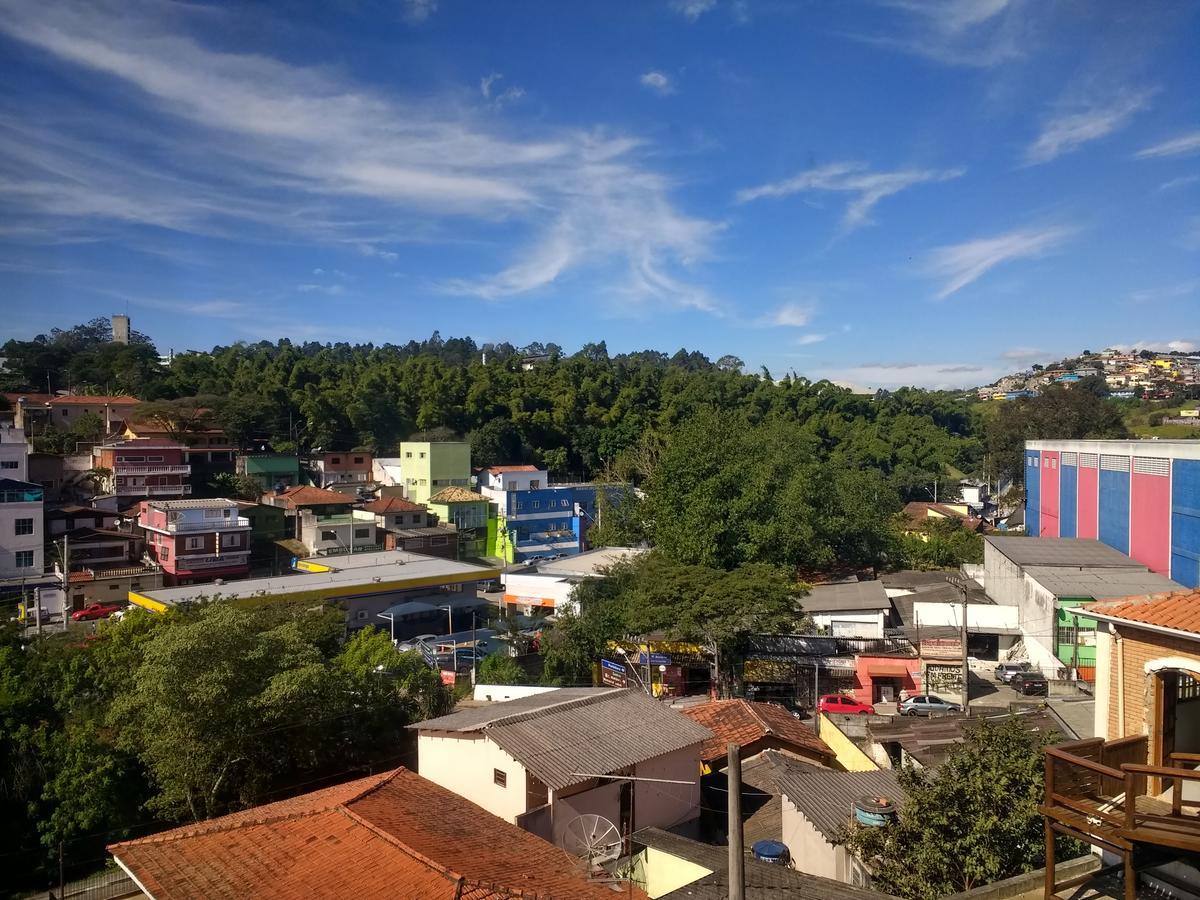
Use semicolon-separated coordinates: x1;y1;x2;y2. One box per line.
727;743;745;900
948;574;969;712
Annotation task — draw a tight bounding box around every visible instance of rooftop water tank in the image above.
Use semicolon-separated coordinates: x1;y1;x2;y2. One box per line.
853;796;897;827
751;839;789;865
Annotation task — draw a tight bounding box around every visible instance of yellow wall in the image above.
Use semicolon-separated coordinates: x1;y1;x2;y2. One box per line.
628;847;713;899
817;714;880;771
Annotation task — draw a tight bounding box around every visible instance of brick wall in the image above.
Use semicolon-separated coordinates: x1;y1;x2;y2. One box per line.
1106;625;1200;765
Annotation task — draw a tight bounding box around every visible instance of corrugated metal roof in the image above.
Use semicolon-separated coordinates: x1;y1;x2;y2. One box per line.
775;765;905;842
984;536;1143;568
802;580;891;612
413;688;711;791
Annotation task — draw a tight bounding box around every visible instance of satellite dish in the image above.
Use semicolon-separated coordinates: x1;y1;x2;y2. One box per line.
560;814;622;868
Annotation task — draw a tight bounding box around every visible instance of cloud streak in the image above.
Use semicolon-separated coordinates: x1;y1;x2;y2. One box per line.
737;162;963;231
923;224;1075;299
1025;90;1153;165
849;0;1027;67
640;71;676;96
0;0;718;315
1136;130;1200;160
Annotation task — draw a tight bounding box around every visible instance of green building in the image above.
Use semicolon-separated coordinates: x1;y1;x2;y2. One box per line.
237;453;301;492
397;441;470;505
427;487;490;559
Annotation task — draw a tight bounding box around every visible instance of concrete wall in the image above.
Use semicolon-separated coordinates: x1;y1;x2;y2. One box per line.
914;602;1018;632
781;796;844;881
811;609;885;638
629;847;713;900
635;745;701;831
473;684;558;702
502;572;576;612
983;543;1023;609
416;732;529;823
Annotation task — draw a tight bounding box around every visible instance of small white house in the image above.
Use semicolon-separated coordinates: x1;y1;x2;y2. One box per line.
411;687;710;846
802;581;892;639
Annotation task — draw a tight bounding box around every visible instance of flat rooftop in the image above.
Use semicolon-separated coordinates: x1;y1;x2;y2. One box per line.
532;546;647;578
1023;566;1183;599
985;536;1147;569
130;549;499;611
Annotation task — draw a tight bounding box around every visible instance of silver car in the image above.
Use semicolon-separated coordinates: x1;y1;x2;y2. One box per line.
899;695;962;717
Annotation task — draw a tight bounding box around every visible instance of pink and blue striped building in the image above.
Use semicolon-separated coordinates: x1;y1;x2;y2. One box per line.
1024;440;1200;588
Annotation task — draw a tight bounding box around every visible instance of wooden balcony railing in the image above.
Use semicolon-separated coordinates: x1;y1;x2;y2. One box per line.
1041;737;1200;899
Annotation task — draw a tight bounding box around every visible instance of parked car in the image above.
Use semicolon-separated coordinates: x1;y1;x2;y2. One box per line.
769;697;806;719
995;662;1032;683
899;695;962;717
70;602;123;622
1011;672;1049;696
817;694;876;716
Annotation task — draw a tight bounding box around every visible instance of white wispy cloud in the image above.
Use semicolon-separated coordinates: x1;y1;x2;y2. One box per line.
0;0;717;314
794;333;828;346
923;224;1075;299
295;283;345;295
1025;90;1154;165
640;71;676;96
669;0;717;21
1159;174;1200;192
758;302;814;328
851;0;1026;67
737;162;964;231
402;0;438;23
1136;129;1200;159
820;360;1001;390
1109;339;1199;354
1000;347;1044;362
480;72;525;106
1128;281;1199;304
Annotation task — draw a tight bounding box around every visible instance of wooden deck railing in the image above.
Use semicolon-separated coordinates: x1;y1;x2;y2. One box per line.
1041;737;1200;899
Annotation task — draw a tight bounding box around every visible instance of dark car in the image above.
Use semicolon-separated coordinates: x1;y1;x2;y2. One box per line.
70;602;123;622
1011;672;1048;696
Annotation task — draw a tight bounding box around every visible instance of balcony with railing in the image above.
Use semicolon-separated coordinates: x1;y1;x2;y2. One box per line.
165;517;250;533
1042;735;1200;899
118;484;192;496
113;464;191;475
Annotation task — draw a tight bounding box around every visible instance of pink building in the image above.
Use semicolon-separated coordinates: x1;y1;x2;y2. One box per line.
852;654;922;706
93;439;191;500
138;498;251;585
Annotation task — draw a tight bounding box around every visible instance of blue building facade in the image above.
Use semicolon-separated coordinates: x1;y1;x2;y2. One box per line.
492;484;616;563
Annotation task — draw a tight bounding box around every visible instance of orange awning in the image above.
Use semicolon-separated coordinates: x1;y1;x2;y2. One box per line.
866;661;913;677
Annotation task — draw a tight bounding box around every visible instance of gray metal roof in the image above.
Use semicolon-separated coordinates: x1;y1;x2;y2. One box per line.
867;709;1065;769
775;765;906;842
533;546;647;578
635;827;894;900
1022;566;1183;599
984;536;1144;568
802;580;891;612
412;688;712;791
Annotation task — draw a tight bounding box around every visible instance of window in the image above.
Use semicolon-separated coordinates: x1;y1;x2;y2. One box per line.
0;460;17;469
406;452;412;458
185;537;203;550
507;480;517;491
354;527;370;539
357;609;368;620
61;409;69;418
560;499;569;507
494;769;507;788
15;518;34;535
432;479;440;486
420;452;426;459
412;514;422;524
148;455;164;462
530;480;540;489
321;529;338;542
222;533;240;548
354;456;364;464
515;501;522;511
161;548;169;560
15;550;34;568
532;500;540;510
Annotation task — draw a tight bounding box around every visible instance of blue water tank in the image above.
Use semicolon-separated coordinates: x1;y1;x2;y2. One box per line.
751;839;789;864
854;796;896;827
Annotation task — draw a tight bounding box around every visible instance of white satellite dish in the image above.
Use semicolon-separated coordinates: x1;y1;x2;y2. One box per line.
560;814;622;868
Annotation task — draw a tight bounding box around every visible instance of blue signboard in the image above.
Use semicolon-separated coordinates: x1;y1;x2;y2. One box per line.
636;652;672;666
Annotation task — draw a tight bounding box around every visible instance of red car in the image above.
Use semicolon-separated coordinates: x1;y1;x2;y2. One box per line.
70;602;123;622
817;694;876;716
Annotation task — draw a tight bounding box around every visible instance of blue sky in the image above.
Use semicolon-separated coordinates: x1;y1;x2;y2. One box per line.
1;0;1198;388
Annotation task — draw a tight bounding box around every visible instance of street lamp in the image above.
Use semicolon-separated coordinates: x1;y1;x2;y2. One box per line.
438;604;457;673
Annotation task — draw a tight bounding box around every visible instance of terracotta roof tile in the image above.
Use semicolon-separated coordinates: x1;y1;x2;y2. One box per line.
1083;589;1200;639
485;465;542;474
268;485;356;509
110;768;637;899
429;486;488;504
680;699;832;765
361;496;427;514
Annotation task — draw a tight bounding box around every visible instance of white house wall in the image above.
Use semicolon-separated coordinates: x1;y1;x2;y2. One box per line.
634;746;702;830
913;602;1018;632
810;610;885;639
416;733;529;823
780;798;843;881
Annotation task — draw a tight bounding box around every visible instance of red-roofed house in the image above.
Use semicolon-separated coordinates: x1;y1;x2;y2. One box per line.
478;464;547;493
361;496;459;558
680;699;833;771
108;767;639;899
